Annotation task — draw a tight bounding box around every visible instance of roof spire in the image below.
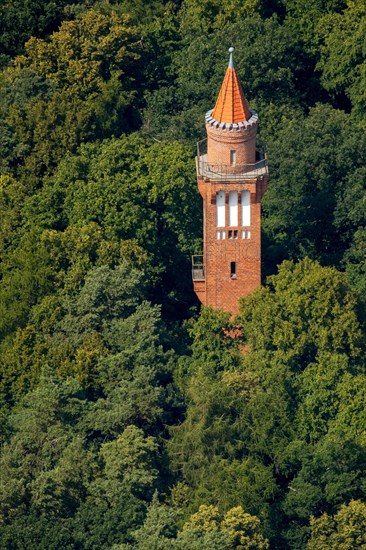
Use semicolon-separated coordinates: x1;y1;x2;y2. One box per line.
228;47;234;69
212;48;251;124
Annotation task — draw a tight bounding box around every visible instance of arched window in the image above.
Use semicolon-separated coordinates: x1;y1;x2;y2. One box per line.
241;190;250;226
229;191;238;226
216;191;225;227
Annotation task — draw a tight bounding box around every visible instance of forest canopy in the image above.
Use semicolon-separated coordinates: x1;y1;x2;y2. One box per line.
1;1;366;548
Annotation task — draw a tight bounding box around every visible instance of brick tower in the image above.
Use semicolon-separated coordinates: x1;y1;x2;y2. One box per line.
192;47;268;315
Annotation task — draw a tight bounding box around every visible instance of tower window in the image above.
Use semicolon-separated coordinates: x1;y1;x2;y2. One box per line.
230;262;236;279
229;191;238;226
216;191;225;227
230;150;236;165
241;190;250;226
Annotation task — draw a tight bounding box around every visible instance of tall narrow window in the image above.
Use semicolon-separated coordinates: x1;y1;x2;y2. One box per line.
229;191;238;226
241;190;250;226
230;261;236;279
216;191;225;227
230;150;236;165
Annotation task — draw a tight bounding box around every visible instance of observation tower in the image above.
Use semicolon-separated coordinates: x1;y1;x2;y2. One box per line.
192;47;268;314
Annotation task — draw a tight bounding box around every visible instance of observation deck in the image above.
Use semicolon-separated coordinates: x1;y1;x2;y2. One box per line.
196;138;268;182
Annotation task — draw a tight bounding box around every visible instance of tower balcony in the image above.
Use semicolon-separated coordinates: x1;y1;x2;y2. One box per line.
192;255;205;281
196;138;268;182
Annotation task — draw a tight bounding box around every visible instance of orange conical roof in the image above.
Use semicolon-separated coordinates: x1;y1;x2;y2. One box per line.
212;47;251;124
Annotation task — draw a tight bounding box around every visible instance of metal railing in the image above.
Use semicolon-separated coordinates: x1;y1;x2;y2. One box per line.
197;138;208;158
196;138;268;181
192;255;205;281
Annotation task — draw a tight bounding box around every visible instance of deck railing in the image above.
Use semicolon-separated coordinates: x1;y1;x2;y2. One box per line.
196;138;268;181
192;255;205;281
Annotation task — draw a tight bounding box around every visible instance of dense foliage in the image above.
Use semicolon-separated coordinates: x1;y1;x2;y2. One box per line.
1;0;366;548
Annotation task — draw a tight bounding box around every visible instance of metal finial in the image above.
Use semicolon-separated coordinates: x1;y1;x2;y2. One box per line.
228;47;234;68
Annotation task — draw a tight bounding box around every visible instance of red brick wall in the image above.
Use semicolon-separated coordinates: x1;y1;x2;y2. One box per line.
206;122;257;167
194;176;268;315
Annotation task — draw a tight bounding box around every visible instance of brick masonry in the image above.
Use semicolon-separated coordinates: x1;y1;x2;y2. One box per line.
206;116;258;167
194;174;268;315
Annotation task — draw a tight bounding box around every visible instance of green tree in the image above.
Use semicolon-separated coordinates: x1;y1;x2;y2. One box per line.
0;0;82;66
178;0;263;37
308;499;366;549
168;308;277;520
97;425;158;503
263;104;366;272
0;175;26;257
282;0;346;55
176;504;269;549
0;374;89;526
0;259;178;545
239;258;363;364
237;259;366;546
317;0;366;117
37;134;200;313
119;492;180;549
0;9;139;185
72;425;160;548
0;229;55;339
